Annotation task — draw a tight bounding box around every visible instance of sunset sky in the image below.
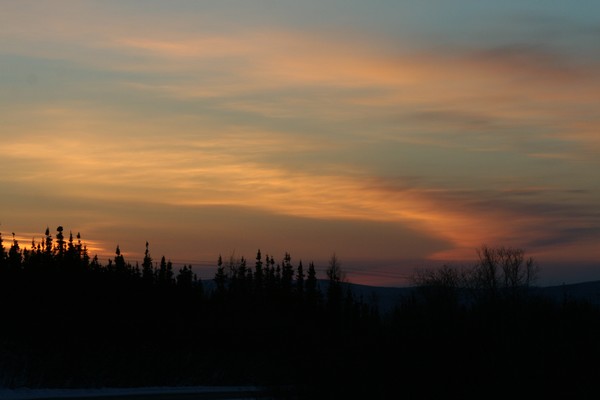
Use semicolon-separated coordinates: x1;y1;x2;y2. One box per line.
2;1;599;286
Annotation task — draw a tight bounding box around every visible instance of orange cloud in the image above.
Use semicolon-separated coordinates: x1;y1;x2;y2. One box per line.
5;124;550;264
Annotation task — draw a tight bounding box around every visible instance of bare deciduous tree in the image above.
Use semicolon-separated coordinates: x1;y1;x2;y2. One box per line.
412;264;463;309
465;245;538;303
326;253;344;284
414;246;538;306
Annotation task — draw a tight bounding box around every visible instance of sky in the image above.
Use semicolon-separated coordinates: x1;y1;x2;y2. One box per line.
1;1;599;286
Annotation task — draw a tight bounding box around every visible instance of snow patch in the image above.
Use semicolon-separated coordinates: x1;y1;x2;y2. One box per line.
0;386;261;399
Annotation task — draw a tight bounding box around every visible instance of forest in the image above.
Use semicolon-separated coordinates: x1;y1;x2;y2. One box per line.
1;227;600;399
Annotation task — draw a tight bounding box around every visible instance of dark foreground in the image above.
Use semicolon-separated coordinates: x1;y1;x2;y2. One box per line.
1;231;600;399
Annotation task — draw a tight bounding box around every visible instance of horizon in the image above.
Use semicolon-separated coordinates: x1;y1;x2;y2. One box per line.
4;226;599;288
2;1;599;287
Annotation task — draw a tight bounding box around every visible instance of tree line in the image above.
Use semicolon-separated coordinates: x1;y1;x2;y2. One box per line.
0;227;351;308
0;227;196;288
0;227;370;395
1;227;599;399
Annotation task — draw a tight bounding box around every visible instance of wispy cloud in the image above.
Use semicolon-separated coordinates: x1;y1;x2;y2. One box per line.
2;2;600;281
102;30;600;157
5;122;599;264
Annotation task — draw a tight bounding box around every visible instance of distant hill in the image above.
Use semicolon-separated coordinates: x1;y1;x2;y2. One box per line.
201;279;413;312
201;278;600;312
338;281;412;312
337;280;600;312
537;280;600;305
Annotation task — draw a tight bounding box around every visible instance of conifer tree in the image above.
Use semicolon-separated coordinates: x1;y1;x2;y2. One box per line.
157;257;163;280
157;256;173;285
214;254;227;295
245;261;254;289
238;256;247;282
44;227;52;255
296;260;305;295
23;238;40;273
166;259;174;283
0;232;6;269
306;262;318;302
42;227;53;269
68;231;75;254
263;253;273;291
64;231;75;267
22;242;33;270
177;265;194;289
281;252;294;293
270;255;275;271
81;244;90;269
254;249;264;292
76;234;88;269
133;262;141;278
56;226;65;258
90;254;101;271
275;262;281;283
76;233;83;258
106;258;114;273
114;245;127;273
142;242;154;284
8;234;21;273
231;256;248;296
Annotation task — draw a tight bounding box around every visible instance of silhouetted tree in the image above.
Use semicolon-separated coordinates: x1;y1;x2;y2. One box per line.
413;264;462;311
326;253;343;283
296;260;305;295
7;234;21;273
264;253;275;294
70;232;90;269
44;227;52;256
106;258;114;273
64;231;78;271
281;252;294;294
0;232;6;270
413;246;538;308
157;256;174;286
132;261;141;278
38;227;54;271
90;254;101;271
214;254;226;296
142;242;154;284
467;245;538;304
114;245;127;274
238;256;248;283
254;249;264;293
245;259;253;286
275;262;281;283
56;226;65;259
177;265;194;289
306;262;318;305
326;253;344;309
67;231;75;255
